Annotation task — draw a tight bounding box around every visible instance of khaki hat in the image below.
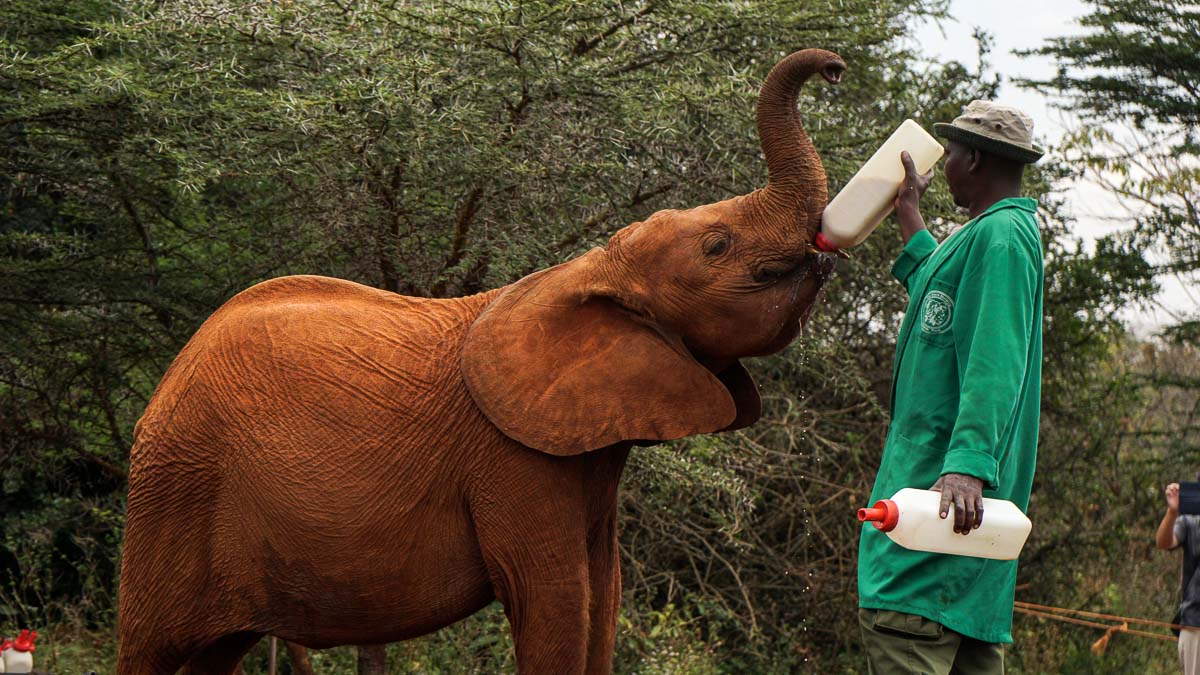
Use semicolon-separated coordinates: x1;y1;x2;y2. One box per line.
933;100;1044;164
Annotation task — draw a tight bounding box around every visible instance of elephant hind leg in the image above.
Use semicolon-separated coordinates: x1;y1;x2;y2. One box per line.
181;632;262;675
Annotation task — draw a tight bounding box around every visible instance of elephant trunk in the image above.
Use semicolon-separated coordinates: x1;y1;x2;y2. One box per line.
752;49;846;229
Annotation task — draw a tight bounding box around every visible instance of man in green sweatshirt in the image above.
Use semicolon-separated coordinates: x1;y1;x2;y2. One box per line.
857;101;1045;674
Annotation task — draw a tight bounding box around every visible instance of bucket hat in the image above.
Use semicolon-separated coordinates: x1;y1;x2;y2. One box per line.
933;100;1044;164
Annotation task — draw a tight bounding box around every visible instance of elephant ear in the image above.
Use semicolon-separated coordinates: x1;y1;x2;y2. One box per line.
462;250;760;456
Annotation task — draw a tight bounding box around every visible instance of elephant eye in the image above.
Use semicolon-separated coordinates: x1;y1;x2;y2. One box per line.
704;235;731;257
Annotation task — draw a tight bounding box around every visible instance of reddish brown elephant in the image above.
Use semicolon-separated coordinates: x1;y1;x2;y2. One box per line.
116;48;846;674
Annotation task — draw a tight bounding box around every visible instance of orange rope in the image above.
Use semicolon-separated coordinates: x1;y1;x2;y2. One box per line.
1013;606;1117;631
1013;606;1176;643
1015;601;1183;631
1012;600;1188;653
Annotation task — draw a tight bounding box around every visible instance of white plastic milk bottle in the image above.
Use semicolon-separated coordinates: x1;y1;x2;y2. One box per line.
820;119;944;250
3;630;34;674
858;487;1032;560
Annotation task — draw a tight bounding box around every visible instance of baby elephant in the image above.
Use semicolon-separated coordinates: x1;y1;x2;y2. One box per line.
117;47;845;674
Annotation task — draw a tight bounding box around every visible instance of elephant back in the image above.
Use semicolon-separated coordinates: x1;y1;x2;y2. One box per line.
130;275;505;492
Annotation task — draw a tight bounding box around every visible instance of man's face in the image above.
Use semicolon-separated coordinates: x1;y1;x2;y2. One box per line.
942;140;974;208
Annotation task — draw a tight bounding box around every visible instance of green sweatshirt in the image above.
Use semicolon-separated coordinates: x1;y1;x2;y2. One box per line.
858;197;1044;644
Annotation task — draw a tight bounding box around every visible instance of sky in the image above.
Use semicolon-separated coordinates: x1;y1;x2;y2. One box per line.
911;0;1197;335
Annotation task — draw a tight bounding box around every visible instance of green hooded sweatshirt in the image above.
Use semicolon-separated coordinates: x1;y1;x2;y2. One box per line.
858;197;1044;644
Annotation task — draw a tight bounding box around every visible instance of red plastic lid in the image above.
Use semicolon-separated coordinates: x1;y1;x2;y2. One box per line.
13;628;36;652
814;231;841;254
857;499;900;532
0;638;10;650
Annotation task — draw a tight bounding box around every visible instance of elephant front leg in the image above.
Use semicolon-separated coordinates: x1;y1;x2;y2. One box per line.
472;467;592;673
500;569;591;673
480;529;592;673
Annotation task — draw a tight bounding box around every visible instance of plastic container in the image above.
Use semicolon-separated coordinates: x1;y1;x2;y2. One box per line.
819;119;944;250
3;630;34;674
0;638;10;674
857;487;1032;560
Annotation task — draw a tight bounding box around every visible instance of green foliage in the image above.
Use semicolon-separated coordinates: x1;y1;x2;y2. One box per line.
1019;0;1200;133
0;0;1173;672
1021;0;1199;300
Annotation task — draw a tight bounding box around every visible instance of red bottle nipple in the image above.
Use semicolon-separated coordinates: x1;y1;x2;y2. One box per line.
13;628;36;652
857;499;900;532
814;232;840;254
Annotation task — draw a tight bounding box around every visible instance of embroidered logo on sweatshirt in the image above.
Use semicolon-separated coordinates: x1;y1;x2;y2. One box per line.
921;290;954;334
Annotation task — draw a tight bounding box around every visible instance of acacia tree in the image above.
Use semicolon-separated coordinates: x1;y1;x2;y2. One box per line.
0;1;958;668
1020;0;1199;333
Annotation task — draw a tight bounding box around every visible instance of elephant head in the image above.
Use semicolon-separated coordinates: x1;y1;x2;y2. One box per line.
463;49;846;455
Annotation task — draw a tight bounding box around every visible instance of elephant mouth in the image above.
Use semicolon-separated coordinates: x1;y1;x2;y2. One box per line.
808;251;837;287
768;252;836;347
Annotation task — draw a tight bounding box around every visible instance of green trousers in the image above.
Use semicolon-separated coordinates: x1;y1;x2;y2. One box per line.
859;608;1004;675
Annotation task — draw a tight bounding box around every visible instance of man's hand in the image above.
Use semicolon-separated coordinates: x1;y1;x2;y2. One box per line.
1168;482;1181;514
893;151;934;244
893;151;934;211
930;473;984;535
